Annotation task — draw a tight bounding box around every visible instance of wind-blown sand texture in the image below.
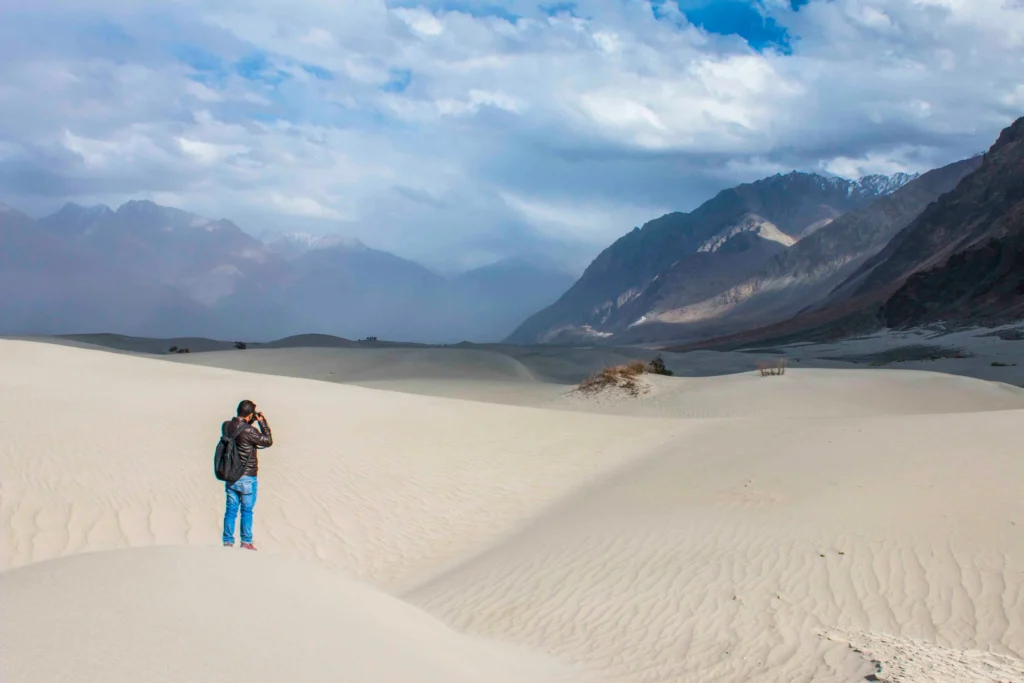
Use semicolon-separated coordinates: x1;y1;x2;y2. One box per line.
2;338;1023;683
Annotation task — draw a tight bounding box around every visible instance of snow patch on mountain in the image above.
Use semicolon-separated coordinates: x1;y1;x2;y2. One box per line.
262;232;367;258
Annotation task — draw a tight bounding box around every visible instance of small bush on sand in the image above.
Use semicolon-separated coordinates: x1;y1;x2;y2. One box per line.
757;358;787;377
577;361;647;396
234;341;248;350
168;346;178;353
647;356;674;376
577;357;673;396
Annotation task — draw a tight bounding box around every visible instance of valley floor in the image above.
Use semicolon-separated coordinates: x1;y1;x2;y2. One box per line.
2;332;1023;682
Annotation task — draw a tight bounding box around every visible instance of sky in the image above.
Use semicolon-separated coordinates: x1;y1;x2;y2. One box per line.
0;0;1022;273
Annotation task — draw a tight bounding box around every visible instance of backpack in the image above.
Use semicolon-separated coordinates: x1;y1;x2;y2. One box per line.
214;421;250;484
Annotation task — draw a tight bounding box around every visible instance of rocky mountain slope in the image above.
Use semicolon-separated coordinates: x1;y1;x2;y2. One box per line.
507;171;916;344
613;157;981;344
666;115;1024;351
878;117;1024;326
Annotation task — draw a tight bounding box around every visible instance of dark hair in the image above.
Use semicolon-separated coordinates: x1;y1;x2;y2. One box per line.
237;400;256;418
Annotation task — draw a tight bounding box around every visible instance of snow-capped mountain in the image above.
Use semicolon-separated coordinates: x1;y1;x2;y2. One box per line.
262;231;366;259
853;172;919;197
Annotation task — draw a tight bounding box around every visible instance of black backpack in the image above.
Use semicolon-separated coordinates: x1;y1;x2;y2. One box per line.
214;421;250;484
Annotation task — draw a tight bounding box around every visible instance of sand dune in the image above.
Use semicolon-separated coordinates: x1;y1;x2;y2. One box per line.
0;546;580;683
2;338;1023;682
409;408;1024;682
0;339;693;585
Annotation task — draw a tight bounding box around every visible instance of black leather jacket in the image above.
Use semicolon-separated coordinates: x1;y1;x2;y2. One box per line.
222;417;273;476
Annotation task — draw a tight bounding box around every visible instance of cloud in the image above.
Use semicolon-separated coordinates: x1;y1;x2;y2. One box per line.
0;0;1022;271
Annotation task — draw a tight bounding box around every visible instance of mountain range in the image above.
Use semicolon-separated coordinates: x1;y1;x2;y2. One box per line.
510;115;1022;350
0;202;575;343
3;115;1020;347
507;170;923;344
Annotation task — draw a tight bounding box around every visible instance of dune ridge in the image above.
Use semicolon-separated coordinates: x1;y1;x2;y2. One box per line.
2;338;1023;682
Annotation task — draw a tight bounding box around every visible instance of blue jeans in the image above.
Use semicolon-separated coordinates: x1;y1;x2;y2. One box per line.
223;475;258;544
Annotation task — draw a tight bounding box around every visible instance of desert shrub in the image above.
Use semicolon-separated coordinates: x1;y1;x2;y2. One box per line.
578;363;645;396
757;358;787;377
576;359;670;396
991;361;1016;367
647;356;674;376
234;341;247;350
168;346;179;353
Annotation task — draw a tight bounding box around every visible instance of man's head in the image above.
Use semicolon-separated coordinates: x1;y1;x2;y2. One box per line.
237;399;258;422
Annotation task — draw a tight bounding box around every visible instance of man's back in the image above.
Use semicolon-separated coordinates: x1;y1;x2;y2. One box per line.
222;416;273;477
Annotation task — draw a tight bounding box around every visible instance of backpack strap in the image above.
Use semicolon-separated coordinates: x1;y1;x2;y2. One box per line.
223;420;250;440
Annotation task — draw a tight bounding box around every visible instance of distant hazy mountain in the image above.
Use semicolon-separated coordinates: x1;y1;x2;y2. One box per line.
262;231;366;260
268;249;574;343
0;203;221;337
38;200;289;306
449;257;577;341
507;171;916;344
1;201;575;343
278;241;451;342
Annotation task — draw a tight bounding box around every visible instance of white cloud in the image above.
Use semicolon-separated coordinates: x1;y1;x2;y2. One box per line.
267;192;346;219
500;190;669;243
177;137;249;164
0;0;1022;270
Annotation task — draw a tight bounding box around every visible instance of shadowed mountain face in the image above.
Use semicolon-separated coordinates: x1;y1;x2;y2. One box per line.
1;202;576;343
507;171;917;344
879;117;1024;326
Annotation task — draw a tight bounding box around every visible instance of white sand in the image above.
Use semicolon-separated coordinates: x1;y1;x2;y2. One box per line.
0;546;581;683
2;338;1023;682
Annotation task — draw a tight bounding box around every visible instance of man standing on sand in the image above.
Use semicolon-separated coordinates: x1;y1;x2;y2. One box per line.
222;400;273;550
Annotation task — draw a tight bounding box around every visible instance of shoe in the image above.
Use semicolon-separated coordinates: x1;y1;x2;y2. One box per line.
223;542;233;547
240;542;257;551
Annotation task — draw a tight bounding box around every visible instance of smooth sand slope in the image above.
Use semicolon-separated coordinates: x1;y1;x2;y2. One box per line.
2;338;1024;683
0;546;578;683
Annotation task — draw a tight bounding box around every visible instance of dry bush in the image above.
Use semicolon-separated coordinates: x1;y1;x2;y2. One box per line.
576;358;672;396
578;362;646;396
757;358;788;377
647;355;674;376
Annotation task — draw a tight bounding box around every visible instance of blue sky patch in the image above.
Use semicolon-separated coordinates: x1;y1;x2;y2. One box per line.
655;0;794;53
301;64;334;81
235;52;289;86
382;69;413;93
540;2;578;16
172;44;230;87
387;0;520;22
173;45;224;74
83;18;135;47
